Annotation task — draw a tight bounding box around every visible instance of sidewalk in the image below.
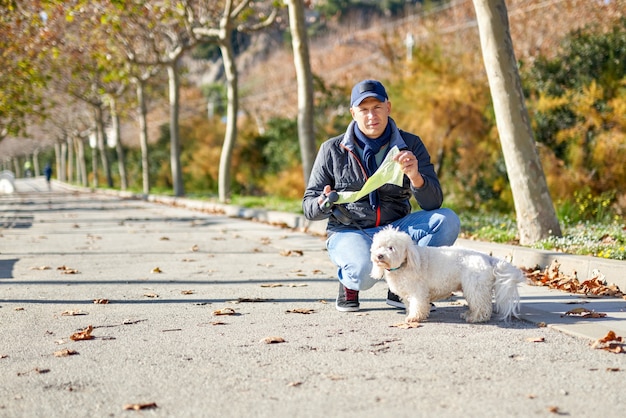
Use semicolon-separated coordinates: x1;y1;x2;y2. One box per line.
2;178;625;418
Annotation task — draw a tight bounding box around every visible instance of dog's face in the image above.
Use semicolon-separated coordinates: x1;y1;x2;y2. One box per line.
370;227;413;270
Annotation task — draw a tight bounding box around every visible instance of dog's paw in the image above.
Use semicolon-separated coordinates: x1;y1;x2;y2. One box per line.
461;310;490;323
405;315;425;323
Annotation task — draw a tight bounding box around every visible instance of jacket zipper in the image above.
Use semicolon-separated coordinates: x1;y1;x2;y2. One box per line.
340;144;382;226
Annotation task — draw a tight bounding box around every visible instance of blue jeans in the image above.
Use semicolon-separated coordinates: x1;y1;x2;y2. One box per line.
326;208;460;291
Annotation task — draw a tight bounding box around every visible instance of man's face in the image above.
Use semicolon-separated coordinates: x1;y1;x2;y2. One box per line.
350;97;391;139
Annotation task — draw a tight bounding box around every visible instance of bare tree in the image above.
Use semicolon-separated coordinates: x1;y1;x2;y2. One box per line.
191;0;277;202
472;0;562;244
285;0;316;186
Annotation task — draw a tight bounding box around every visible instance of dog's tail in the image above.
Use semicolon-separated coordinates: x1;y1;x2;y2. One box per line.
493;260;526;321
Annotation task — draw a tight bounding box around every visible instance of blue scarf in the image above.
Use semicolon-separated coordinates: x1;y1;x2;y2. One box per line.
353;121;392;208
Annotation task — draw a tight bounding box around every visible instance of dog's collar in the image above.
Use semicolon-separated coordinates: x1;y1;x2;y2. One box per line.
386;261;407;272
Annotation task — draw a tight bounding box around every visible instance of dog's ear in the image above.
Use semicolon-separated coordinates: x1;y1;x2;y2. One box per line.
370;263;385;280
404;239;421;272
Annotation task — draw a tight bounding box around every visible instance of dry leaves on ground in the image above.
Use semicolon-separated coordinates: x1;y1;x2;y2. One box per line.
233;297;273;303
70;325;94;341
212;307;237;316
123;402;157;411
563;307;607;318
591;330;625;353
260;336;286;344
57;265;79;274
93;298;109;304
54;348;79;357
524;261;624;298
390;322;422;329
280;249;304;257
61;310;88;316
286;308;315;314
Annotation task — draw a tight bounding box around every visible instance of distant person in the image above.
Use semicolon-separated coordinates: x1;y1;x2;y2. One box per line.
302;79;460;312
44;163;52;190
24;161;32;178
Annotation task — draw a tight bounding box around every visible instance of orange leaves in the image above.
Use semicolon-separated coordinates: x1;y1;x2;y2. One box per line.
591;330;625;353
70;325;94;341
123;402;157;411
54;348;79;357
260;336;286;344
57;265;79;274
390;322;422;329
563;307;607;318
524;260;624;298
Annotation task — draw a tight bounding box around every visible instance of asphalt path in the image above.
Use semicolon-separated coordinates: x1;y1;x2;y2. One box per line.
1;178;625;417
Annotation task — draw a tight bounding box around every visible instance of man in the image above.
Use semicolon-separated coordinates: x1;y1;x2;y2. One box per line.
302;79;460;312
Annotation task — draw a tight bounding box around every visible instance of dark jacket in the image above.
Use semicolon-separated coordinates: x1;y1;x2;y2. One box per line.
302;119;443;234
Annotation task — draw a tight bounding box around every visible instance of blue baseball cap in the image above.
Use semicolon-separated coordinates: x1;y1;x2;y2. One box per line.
350;79;388;107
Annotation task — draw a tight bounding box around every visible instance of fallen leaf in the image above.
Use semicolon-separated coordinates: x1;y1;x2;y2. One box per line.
526;337;545;343
524;262;624;298
14;307;25;311
30;266;51;270
287;381;303;387
390;322;422;329
151;267;162;273
93;299;109;304
563;307;607;318
280;249;304;257
191;244;199;252
591;330;625;353
54;349;79;357
212;307;236;316
210;321;227;326
547;406;563;414
234;297;272;303
143;293;159;298
70;325;94;341
260;283;283;288
288;283;308;287
159;236;169;241
123;403;157;411
181;290;194;295
286;308;315;314
260;336;286;344
61;310;88;316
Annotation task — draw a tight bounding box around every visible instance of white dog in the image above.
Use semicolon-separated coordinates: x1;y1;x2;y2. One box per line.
370;226;525;323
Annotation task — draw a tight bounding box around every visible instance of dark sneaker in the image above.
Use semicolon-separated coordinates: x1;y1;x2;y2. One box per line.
386;290;436;311
336;282;360;312
386;290;405;309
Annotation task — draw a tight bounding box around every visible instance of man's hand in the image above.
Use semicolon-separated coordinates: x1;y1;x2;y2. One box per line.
393;151;424;188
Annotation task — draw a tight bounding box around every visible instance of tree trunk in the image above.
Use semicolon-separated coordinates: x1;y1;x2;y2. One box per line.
167;62;184;197
94;105;112;188
60;141;67;182
66;135;74;183
77;136;88;187
218;40;238;203
472;0;562;244
32;149;40;177
109;97;127;190
287;0;316;186
136;79;150;195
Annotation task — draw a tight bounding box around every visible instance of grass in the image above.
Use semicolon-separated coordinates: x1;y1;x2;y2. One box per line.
458;212;626;261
